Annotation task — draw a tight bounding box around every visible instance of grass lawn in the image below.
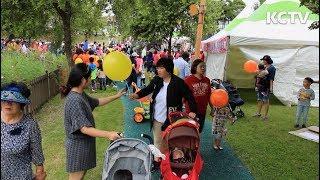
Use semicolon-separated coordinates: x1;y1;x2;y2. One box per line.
35;87;318;179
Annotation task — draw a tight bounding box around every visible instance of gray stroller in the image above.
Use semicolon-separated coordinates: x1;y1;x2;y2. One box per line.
102;135;153;180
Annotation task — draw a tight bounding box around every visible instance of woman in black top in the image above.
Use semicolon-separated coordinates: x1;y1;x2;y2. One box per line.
130;58;197;152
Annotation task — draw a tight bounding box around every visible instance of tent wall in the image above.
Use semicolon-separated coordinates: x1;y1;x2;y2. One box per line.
205;52;227;80
238;45;319;107
293;46;319;107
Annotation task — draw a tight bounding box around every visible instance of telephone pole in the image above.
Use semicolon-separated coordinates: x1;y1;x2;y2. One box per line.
194;0;206;59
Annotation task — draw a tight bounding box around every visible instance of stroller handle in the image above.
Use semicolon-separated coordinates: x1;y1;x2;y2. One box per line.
168;111;199;123
141;134;153;144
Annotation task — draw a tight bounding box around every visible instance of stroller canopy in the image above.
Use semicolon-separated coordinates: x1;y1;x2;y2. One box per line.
102;138;153;180
163;119;200;149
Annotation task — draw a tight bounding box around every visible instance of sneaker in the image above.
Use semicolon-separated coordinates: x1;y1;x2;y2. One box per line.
218;146;223;150
294;124;299;128
252;113;261;117
213;145;219;150
302;124;306;128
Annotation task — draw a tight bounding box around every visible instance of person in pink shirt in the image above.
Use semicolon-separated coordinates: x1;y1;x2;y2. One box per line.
160;49;168;58
174;50;181;59
153;50;160;66
133;52;144;88
96;44;103;56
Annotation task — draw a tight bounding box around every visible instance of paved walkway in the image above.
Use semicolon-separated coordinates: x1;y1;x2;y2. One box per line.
117;82;254;179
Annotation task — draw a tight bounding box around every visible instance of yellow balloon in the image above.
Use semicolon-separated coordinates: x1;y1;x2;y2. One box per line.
173;67;180;76
74;58;83;64
103;51;132;81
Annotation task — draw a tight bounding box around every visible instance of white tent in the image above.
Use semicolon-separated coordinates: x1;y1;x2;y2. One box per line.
202;0;319;107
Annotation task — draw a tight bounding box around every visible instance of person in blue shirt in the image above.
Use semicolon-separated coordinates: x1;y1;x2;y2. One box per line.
83;39;89;51
173;52;190;79
253;55;276;121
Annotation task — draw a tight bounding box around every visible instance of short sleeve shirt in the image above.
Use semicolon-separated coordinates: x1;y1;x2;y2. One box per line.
63;91;99;172
266;65;276;81
1;115;45;180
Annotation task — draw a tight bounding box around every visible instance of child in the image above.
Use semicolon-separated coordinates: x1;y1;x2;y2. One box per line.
294;77;315;128
89;57;97;92
211;106;235;150
97;60;107;90
253;64;269;120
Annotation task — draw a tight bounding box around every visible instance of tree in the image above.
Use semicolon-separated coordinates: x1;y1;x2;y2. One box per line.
300;0;319;29
111;0;243;53
1;0;51;39
1;0;108;68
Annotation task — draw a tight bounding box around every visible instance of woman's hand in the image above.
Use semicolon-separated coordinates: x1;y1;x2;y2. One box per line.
188;112;196;119
34;171;46;180
129;93;139;100
116;88;127;98
106;131;121;141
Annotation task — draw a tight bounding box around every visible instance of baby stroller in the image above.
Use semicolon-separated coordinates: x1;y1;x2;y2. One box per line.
211;79;245;118
102;135;154;180
160;112;204;180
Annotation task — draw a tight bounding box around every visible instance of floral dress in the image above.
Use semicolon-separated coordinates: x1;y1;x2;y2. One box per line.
1;114;45;180
211;107;234;140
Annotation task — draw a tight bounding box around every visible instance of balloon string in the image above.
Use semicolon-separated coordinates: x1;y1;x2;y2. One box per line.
125;82;131;94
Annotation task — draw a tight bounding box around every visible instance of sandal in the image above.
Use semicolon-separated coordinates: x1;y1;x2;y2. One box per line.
252;113;261;117
261;116;269;121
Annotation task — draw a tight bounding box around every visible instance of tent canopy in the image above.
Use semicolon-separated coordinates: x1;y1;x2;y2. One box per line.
202;0;319;107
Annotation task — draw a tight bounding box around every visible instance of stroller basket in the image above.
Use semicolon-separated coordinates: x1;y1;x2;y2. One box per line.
102;138;153;180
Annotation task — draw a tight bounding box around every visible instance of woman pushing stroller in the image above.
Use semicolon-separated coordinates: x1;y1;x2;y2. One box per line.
130;57;197;153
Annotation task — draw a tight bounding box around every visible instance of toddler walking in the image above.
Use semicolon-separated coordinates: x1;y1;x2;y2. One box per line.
294;77;315;128
211;106;235;150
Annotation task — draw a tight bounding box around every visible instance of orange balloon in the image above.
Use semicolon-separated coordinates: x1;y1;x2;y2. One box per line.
244;60;258;73
210;89;229;108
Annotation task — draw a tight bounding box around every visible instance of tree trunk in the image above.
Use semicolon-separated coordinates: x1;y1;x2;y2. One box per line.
168;35;172;56
62;16;73;68
53;1;73;68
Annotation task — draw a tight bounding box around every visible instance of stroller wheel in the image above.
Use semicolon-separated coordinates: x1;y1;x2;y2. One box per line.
236;110;245;118
133;113;144;123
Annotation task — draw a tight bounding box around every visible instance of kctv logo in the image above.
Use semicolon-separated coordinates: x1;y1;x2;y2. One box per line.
266;12;311;24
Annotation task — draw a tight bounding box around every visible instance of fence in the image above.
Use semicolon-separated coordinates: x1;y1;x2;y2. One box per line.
24;69;61;114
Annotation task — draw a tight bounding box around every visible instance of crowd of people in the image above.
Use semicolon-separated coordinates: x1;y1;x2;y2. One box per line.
1;36;317;179
1;38;51;54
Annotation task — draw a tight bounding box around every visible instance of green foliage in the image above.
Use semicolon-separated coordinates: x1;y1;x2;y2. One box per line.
300;0;319;29
1;51;68;84
220;0;245;22
202;0;224;38
1;0;51;39
112;0;245;47
112;0;197;44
